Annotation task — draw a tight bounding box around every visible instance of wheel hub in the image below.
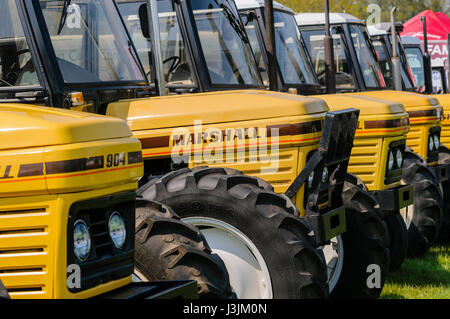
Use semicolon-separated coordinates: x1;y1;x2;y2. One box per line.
321;235;344;293
182;217;273;299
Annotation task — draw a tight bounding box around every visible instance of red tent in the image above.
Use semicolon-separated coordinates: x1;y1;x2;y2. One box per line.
401;10;450;68
401;10;450;41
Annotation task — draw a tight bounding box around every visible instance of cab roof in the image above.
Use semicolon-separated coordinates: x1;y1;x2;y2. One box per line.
401;36;422;45
234;0;294;14
295;12;364;26
367;22;404;36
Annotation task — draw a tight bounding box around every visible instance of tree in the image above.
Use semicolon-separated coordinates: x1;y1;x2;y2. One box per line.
279;0;449;23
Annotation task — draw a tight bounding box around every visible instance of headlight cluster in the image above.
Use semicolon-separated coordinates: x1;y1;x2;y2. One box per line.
387;148;403;171
307;167;330;190
73;212;127;262
385;140;406;185
428;133;440;152
427;128;441;163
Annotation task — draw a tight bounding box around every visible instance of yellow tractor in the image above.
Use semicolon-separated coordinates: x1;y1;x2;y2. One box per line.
117;0;391;299
0;103;202;299
0;0;363;299
0;0;237;299
296;12;445;258
368;22;450;244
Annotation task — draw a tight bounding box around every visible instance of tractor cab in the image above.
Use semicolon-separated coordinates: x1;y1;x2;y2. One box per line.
0;0;151;113
298;13;387;93
117;0;264;93
237;0;323;94
367;23;417;92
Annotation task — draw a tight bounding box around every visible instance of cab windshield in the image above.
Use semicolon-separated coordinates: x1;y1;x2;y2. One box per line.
39;0;146;84
348;24;385;89
372;38;414;90
189;0;262;86
119;0;197;90
405;47;426;92
392;35;415;88
272;11;317;85
302;28;356;90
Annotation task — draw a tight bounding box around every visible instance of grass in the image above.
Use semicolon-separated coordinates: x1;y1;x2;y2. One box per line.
380;244;450;299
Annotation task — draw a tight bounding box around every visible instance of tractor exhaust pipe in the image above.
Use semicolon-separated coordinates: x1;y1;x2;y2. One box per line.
421;15;433;94
391;7;402;91
265;0;279;91
324;0;336;94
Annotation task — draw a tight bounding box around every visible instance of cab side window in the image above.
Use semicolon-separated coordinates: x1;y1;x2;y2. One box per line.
0;0;40;89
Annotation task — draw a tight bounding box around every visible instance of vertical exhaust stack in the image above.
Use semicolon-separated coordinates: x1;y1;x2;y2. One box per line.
146;0;166;96
421;15;433;94
324;0;336;94
265;0;279;91
391;7;402;91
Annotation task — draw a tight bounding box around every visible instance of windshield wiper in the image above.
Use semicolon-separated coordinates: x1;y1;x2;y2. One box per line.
57;0;72;35
216;0;249;44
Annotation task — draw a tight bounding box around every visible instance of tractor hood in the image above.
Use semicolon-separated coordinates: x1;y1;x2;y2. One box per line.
349;90;440;108
312;93;407;116
0;104;133;150
107;90;329;131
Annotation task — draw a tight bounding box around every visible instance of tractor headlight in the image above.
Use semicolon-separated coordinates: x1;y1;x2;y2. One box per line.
109;212;127;249
308;172;314;189
396;149;403;168
429;136;434;151
388;150;395;171
73;220;91;261
321;167;329;184
434;134;440;150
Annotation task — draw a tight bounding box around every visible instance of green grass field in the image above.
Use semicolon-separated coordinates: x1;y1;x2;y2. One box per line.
380;245;450;299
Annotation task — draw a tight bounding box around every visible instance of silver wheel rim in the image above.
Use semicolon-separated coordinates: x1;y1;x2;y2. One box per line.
183;217;273;299
132;268;147;282
400;204;414;229
321;235;344;293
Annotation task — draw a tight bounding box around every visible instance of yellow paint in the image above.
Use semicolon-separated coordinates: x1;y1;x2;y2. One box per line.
0;105;142;299
107;90;329;130
348;91;442;160
314;93;409;190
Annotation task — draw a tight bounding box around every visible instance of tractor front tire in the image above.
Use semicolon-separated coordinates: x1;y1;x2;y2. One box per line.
138;167;329;299
437;144;450;243
385;213;408;272
330;173;390;299
134;199;234;299
402;148;443;257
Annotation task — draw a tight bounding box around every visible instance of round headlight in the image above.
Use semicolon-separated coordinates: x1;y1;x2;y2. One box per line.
434;135;440;150
308;172;314;189
322;167;329;184
73;220;91;261
109;212;126;249
396;149;403;168
429;136;434;151
388;150;395;170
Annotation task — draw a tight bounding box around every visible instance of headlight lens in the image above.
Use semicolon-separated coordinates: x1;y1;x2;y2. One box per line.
73;220;91;261
322;167;329;183
396;149;403;168
308;172;314;189
388;150;395;170
109;212;126;249
434;135;440;150
429;136;434;151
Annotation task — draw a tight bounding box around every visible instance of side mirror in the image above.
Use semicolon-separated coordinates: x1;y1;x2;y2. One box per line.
139;3;150;39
